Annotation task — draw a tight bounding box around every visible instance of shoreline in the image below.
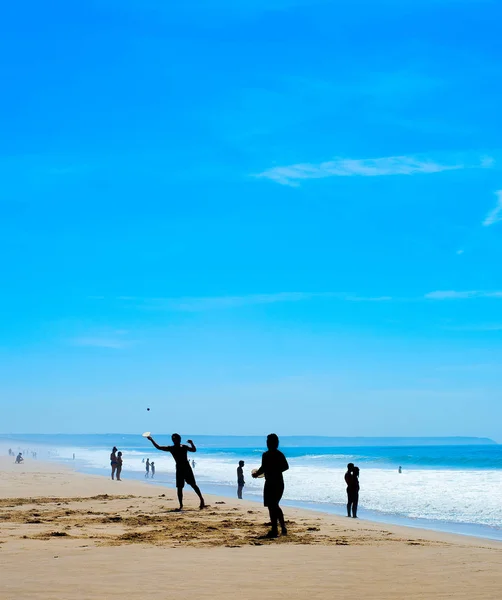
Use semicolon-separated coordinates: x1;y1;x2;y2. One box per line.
2;456;502;600
3;436;502;543
78;462;502;543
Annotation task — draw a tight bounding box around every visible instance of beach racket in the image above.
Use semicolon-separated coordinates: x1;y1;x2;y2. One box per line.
142;432;151;438
252;468;265;479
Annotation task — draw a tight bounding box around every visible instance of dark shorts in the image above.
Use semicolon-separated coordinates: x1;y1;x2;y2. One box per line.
263;480;284;507
176;464;197;489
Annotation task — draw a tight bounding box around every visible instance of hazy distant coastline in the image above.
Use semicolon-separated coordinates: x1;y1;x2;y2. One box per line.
0;434;497;447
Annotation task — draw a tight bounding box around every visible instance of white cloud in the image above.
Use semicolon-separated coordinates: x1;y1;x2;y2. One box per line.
482;190;502;226
121;292;393;311
343;295;393;302
71;330;131;349
425;290;502;300
256;154;492;187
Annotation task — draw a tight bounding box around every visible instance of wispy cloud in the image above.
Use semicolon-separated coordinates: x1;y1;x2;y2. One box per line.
118;293;393;311
71;330;131;349
425;290;502;300
443;324;502;332
482;190;502;226
256;153;493;187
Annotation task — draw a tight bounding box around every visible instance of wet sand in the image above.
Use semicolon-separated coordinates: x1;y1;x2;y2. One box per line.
1;457;501;599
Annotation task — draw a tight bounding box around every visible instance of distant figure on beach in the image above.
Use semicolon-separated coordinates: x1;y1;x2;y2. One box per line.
398;466;402;474
151;461;155;478
237;460;245;499
345;465;360;518
110;447;118;480
73;453;75;460
145;458;150;478
8;448;12;456
345;463;357;518
192;459;196;469
147;434;205;510
116;452;123;481
15;452;23;464
252;433;289;538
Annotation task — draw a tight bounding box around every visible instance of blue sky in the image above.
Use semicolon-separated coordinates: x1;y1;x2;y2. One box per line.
1;0;502;439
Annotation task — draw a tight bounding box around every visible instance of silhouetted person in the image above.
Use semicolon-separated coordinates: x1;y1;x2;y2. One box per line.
345;462;355;517
15;452;23;464
145;458;150;478
252;433;289;538
192;459;196;469
151;461;155;478
110;447;118;480
147;434;205;510
237;460;245;499
116;451;123;481
347;466;360;518
398;466;402;474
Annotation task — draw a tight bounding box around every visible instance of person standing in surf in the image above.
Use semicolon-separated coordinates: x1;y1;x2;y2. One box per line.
147;434;205;510
252;433;289;538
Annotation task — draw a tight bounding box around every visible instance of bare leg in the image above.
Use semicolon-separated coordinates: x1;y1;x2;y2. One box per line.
111;465;116;480
277;506;287;535
177;487;183;510
116;467;122;481
190;483;205;509
266;505;279;537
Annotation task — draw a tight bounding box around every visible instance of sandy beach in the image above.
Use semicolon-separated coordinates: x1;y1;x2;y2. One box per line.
1;457;501;599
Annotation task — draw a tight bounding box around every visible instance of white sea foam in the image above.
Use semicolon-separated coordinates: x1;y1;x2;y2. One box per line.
51;445;502;528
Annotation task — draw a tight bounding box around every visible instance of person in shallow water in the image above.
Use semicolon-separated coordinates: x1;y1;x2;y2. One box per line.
252;433;289;538
147;434;205;510
345;462;354;516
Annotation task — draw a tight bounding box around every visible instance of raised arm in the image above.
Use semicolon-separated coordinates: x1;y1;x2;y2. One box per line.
186;439;196;452
253;454;265;478
147;437;170;452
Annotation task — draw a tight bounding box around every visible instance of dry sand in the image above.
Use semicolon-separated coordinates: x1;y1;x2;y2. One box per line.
1;456;501;599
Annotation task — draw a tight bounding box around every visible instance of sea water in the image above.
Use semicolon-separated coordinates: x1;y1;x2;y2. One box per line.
2;434;502;540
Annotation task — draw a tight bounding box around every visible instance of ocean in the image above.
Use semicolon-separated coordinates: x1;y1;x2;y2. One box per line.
3;434;502;541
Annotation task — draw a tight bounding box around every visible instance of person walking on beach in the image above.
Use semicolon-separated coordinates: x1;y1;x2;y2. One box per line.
116;451;123;481
110;447;118;480
151;462;155;478
237;460;245;499
252;433;289;538
147;434;205;510
145;458;150;478
15;452;24;464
